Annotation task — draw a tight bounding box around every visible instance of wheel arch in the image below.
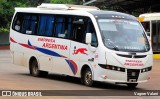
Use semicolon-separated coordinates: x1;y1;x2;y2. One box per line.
29;56;39;70
80;64;94;80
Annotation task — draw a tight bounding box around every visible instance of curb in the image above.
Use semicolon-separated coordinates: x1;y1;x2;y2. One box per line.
0;45;10;50
153;54;160;59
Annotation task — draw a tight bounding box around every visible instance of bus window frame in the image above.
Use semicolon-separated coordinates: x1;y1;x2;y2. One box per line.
12;12;98;47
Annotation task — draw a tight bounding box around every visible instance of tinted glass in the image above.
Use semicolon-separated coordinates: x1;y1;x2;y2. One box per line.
98;19;150;52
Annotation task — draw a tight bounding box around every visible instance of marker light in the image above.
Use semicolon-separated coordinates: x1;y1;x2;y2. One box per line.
106;66;110;69
117;68;121;71
143;69;145;72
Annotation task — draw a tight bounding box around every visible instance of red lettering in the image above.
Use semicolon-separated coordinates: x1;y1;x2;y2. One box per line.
65;46;67;50
38;38;55;43
124;59;144;66
42;43;67;50
42;43;46;47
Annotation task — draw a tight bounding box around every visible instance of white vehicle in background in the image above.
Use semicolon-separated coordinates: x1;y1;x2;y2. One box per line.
139;13;160;53
10;3;153;88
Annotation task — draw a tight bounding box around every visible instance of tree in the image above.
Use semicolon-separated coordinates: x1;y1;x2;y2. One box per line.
50;0;74;4
0;0;75;32
0;0;28;28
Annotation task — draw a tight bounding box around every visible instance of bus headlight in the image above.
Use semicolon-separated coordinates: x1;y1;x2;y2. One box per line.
141;66;152;73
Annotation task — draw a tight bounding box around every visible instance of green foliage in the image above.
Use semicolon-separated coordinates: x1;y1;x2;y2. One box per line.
0;0;75;32
0;0;28;29
50;0;74;4
0;27;9;33
99;5;108;10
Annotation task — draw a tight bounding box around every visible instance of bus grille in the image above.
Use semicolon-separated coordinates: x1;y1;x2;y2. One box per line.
117;54;147;58
127;69;140;82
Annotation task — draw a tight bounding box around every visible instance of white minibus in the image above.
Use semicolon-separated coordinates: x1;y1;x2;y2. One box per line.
10;3;153;88
139;13;160;53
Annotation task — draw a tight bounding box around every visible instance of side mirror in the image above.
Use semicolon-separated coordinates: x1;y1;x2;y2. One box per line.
86;33;92;44
147;36;150;40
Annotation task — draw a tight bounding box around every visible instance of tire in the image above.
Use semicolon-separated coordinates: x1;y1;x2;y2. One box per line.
127;83;138;89
30;59;40;77
30;59;48;77
82;68;93;87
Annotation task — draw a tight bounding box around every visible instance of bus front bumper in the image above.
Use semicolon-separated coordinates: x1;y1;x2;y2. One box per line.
95;68;151;84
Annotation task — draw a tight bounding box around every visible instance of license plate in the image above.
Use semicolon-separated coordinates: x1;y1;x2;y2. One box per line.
131;72;136;76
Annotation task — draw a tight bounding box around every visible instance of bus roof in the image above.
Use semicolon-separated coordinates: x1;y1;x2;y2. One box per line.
37;3;100;10
15;4;137;21
139;13;160;21
89;10;137;20
15;3;99;15
139;13;160;17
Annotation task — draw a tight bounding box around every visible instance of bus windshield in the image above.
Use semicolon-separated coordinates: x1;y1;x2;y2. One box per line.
98;19;150;52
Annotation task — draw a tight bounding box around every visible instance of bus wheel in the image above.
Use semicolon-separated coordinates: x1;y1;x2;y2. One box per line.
82;68;93;87
30;59;40;77
127;83;138;89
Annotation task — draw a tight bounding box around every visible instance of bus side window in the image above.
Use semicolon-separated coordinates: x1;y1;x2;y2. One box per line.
15;20;21;31
13;13;23;32
72;17;85;43
54;16;73;39
22;15;38;35
38;15;55;36
55;16;65;38
65;17;72;39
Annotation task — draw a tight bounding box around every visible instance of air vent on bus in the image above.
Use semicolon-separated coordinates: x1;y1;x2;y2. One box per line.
37;3;100;10
117;54;147;58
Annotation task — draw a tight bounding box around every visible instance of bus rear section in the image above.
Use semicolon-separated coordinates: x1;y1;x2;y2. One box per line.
10;4;153;88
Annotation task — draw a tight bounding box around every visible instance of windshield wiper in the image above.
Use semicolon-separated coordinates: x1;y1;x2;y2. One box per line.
105;39;119;51
111;44;119;51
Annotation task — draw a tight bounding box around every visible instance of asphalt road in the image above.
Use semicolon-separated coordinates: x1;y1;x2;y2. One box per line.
0;49;160;99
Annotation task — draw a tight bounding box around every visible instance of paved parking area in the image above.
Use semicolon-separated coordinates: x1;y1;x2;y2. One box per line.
0;50;159;98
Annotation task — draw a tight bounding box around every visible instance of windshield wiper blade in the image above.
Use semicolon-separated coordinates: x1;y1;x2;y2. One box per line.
105;39;119;51
112;44;119;51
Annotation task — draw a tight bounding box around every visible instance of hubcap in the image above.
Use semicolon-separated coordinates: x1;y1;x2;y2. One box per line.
85;71;92;84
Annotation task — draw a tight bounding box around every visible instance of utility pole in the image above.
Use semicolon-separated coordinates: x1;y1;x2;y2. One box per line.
83;0;97;5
